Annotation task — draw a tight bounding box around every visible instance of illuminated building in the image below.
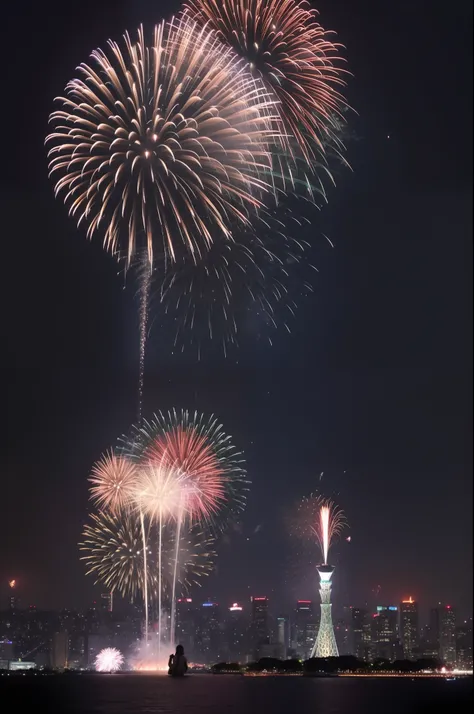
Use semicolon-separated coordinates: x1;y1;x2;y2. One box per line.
372;606;400;660
226;603;246;662
100;592;113;613
250;596;269;659
176;598;195;655
455;619;473;669
439;605;456;666
335;618;351;655
352;608;372;661
400;597;418;659
310;565;338;658
195;601;221;664
294;600;318;659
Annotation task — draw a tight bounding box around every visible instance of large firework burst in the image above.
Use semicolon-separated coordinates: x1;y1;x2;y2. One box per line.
184;0;347;163
46;17;280;267
124;410;248;527
79;509;216;600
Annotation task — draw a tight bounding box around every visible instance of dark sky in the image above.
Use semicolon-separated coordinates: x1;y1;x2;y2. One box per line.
1;1;472;622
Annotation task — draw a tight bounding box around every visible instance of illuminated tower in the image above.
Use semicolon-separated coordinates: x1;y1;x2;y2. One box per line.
311;565;339;658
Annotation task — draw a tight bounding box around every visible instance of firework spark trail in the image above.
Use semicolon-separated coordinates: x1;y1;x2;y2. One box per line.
314;499;346;564
133;462;186;660
138;258;151;422
95;647;124;673
184;0;348;165
46;17;280;269
320;505;330;565
289;494;346;565
139;511;149;644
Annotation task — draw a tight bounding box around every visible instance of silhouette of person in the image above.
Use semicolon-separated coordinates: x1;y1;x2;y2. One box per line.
168;644;188;677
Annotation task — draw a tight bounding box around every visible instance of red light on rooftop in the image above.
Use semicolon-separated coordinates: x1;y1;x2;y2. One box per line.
253;597;267;601
446;605;451;609
297;600;311;603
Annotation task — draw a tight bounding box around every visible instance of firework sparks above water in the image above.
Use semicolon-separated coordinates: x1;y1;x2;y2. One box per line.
95;647;124;673
80;410;246;657
46;17;279;268
185;0;347;164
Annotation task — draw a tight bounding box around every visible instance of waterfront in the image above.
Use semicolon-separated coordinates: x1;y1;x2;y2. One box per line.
0;674;472;713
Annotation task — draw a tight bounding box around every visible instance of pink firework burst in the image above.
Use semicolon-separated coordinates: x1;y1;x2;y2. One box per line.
89;451;139;514
145;425;226;523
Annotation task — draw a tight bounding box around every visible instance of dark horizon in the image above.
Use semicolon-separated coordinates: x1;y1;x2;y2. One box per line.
1;0;472;619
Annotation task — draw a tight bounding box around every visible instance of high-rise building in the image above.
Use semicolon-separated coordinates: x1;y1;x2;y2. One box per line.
226;603;247;662
311;565;339;658
250;596;269;659
372;606;400;661
439;605;456;666
52;631;69;669
294;601;318;660
400;597;418;659
176;598;195;656
195;602;221;664
100;592;113;613
352;608;372;661
455;619;473;669
276;615;290;660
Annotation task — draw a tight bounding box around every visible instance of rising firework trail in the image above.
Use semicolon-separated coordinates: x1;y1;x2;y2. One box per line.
95;647;124;673
137;255;152;421
185;0;348;165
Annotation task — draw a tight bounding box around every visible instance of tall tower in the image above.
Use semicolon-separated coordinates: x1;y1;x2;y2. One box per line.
311;565;339;658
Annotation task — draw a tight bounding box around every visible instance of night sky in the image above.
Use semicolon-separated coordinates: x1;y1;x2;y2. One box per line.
1;1;472;621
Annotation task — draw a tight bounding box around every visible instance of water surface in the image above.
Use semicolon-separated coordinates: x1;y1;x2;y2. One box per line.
0;673;471;713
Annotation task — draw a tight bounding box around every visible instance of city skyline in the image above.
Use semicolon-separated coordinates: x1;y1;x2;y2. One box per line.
1;591;472;670
1;0;472;628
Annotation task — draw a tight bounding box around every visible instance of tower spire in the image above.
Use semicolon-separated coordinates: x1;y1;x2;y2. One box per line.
311;564;339;658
